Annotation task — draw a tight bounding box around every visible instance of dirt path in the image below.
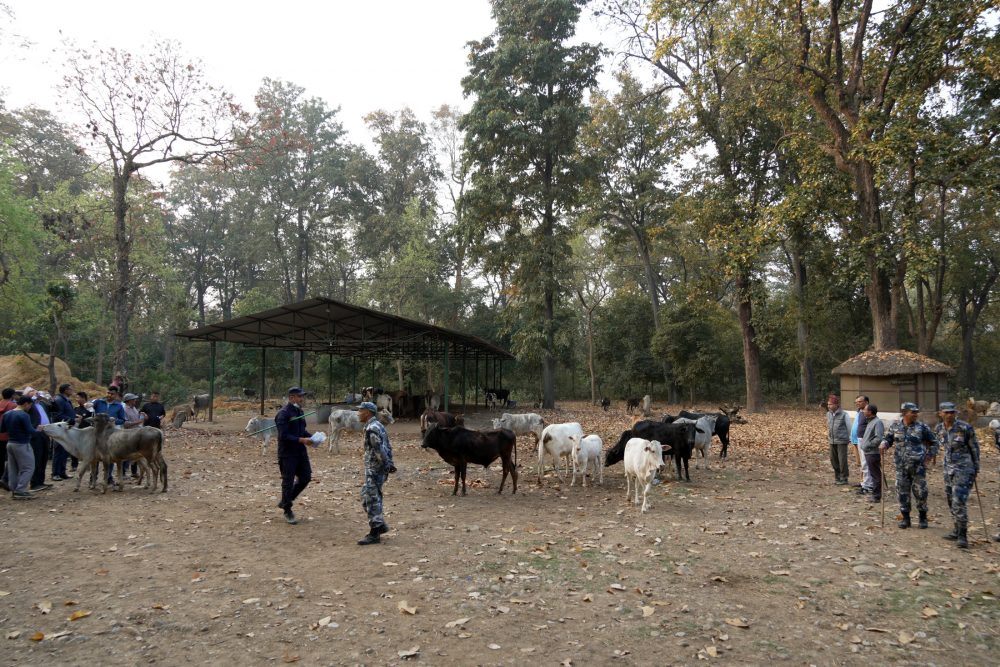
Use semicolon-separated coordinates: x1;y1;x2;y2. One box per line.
2;404;999;665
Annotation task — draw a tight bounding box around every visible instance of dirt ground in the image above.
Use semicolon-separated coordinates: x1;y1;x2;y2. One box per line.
2;401;999;666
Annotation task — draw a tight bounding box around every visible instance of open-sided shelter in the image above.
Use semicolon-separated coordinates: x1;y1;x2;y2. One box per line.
175;297;514;420
832;349;955;424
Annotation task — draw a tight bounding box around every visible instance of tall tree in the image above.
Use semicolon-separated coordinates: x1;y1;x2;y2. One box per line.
62;39;237;384
774;0;992;350
462;0;602;408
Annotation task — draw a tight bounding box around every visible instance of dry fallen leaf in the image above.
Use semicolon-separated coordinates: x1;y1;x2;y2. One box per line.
445;617;471;628
706;646;719;657
282;654;301;664
921;607;938;619
68;610;91;621
397;646;419;659
488;643;501;650
0;591;10;597
7;630;21;639
30;632;44;642
724;618;749;628
582;594;593;602
769;570;791;576
242;598;260;604
398;601;417;615
36;601;52;615
641;606;654;617
898;630;915;644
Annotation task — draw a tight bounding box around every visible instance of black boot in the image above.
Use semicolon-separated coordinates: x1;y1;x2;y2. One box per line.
898;512;911;529
943;522;959;541
283;508;298;525
957;522;968;549
374;523;389;535
918;511;928;529
358;531;380;545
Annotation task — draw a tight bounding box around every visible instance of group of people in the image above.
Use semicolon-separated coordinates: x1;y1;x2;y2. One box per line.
827;394;1000;548
0;383;166;499
273;387;396;545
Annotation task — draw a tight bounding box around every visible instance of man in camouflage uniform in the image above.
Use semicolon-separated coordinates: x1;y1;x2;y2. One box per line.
935;402;980;548
880;403;939;529
991;419;1000;543
357;401;396;545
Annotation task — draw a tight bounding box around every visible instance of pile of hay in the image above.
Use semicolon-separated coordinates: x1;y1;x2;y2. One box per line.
0;354;105;396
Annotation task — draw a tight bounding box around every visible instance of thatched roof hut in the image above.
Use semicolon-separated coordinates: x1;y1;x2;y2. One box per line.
832;350;954;423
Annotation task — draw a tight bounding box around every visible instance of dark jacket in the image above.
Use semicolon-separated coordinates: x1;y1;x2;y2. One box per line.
2;409;34;443
275;402;311;458
54;393;77;425
140;401;165;428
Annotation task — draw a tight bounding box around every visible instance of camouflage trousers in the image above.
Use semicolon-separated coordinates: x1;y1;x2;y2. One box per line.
895;460;928;515
361;470;387;529
944;467;976;524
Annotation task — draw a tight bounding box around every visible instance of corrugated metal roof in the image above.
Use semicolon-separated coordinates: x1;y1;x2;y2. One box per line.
174;297;514;361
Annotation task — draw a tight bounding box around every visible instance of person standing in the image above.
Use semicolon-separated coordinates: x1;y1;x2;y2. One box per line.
0;387;18;488
24;389;53;491
3;395;38;499
357;401;396;545
51;383;77;481
121;393;144;478
859;403;885;503
275;387;313;525
880;403;939;529
140;391;166;429
74;392;93;428
850;395;874;494
826;395;851;485
936;402;980;548
991;419;1000;542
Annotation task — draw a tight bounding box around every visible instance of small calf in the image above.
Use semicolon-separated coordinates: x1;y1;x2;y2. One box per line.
245;416;277;455
571;434;603;487
624;437;663;513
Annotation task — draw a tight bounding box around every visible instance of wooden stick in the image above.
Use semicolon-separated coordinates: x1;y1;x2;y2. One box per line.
974;478;989;542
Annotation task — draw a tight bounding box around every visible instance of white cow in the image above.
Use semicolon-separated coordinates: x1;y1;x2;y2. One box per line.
245;416;277;455
328;408;394;453
624;437;664;513
492;412;545;444
571;434;604;487
674;415;718;469
537;422;584;483
39;422;100;492
375;393;393;416
641;394;652;417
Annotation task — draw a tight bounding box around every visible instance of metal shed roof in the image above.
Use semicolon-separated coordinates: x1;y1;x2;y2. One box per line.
174;297;514;361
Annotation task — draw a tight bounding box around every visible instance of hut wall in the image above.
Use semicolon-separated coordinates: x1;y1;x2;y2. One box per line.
841;376;899;414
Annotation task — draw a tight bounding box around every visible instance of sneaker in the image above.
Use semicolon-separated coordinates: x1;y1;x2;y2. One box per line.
835;480;848;486
283;509;298;525
12;491;34;500
51;475;67;481
29;483;53;491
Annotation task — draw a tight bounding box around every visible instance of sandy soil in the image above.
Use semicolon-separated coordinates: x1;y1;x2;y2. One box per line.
2;402;999;666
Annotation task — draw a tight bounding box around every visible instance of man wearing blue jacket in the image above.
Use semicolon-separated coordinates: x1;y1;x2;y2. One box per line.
51;383;77;480
275;387;313;525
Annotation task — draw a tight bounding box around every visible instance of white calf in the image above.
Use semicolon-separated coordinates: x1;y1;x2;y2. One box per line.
624;437;664;513
245;416;277;455
571;434;603;487
537;422;584;483
39;422;99;492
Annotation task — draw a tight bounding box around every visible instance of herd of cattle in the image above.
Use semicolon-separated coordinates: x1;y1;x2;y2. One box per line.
242;398;739;514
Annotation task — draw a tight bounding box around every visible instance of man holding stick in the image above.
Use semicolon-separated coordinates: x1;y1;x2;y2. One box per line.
275;387;313;525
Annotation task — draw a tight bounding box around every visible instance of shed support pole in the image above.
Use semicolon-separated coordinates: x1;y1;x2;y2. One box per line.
475;353;479;408
208;341;216;423
259;348;266;415
443;346;450;412
295;351;303;390
352;357;357;396
461;350;466;410
328;353;333;404
499;359;503;405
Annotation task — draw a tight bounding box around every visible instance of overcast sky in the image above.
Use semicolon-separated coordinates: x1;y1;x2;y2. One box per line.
0;0;618;148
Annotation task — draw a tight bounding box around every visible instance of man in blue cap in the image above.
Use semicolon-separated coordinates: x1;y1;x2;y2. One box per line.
880;402;939;529
936;402;980;548
356;401;396;545
275;387;313;525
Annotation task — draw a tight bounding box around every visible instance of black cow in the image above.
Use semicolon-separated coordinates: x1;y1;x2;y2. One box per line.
600;397;611;411
667;410;732;459
625;397;640;414
605;420;698;481
422;425;518;496
242;388;257;399
483;387;510;408
419;409;464;436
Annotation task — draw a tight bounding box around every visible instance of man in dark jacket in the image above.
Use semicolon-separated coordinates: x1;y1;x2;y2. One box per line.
275;387;313;525
4;395;38;499
51;383;77;480
140;391;166;429
24;389;53;491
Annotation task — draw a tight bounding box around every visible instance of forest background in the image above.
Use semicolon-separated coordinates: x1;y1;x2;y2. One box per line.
0;0;996;411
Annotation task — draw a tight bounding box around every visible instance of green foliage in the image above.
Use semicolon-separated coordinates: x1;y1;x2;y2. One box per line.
651;301;743;401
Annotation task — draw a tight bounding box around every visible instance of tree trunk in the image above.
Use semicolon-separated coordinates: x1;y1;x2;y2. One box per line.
396;360;405;392
48;341;58;395
586;310;597;404
110;168;133;383
95;315;105;386
736;274;764;413
855;164;898;350
788;239;815;405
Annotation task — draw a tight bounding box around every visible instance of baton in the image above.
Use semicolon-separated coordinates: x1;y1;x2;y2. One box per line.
974;478;989;543
248;410;317;436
